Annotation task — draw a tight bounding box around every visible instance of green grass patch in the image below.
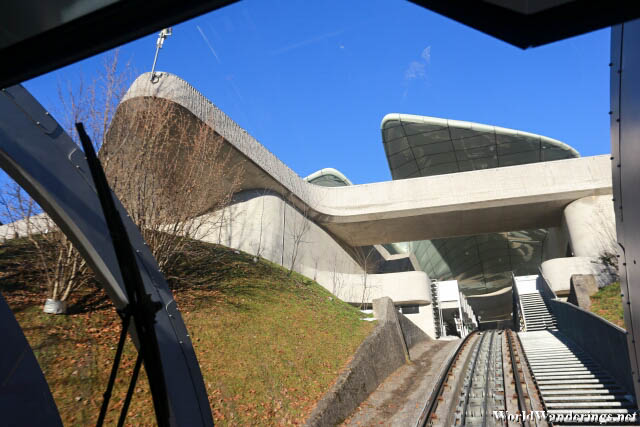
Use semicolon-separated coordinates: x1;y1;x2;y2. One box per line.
0;238;374;425
589;282;625;329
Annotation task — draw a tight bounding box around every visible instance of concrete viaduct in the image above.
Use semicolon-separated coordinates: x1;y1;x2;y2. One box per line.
120;73;612;248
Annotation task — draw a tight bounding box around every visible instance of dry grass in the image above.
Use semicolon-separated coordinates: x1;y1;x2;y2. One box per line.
1;237;374;425
589;282;625;329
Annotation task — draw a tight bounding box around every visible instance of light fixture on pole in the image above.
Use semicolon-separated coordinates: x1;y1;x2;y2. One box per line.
150;28;172;82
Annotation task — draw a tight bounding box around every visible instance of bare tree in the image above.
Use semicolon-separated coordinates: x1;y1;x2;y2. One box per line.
253;189;271;261
101;95;244;273
57;49;133;152
330;253;346;297
0;51;131;313
282;194;311;276
0;182;88;313
0;49;243;311
588;202;619;280
352;246;380;309
215;205;228;246
311;251;321;281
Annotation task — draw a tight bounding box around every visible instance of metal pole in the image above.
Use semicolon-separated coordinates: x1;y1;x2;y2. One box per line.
150;28;172;81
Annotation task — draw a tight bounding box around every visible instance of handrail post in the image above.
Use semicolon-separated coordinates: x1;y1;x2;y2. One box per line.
512;272;520;332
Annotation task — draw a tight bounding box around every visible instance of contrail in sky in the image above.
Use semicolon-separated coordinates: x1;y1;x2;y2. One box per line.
196;24;221;63
270;29;344;55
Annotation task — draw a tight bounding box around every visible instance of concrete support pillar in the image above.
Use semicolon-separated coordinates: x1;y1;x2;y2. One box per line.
563;195;616;257
541;257;616;297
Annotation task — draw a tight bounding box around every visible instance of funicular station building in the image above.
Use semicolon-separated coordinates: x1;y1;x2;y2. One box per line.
1;3;640;424
4;72;614;339
108;73;616;338
0;70;627;426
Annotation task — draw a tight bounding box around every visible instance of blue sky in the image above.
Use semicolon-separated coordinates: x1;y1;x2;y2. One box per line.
23;0;611;185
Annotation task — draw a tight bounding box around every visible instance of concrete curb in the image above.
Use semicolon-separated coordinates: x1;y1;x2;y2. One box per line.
304;297;409;426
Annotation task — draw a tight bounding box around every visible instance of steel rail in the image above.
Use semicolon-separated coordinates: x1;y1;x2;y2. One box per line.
494;331;508;426
418;329;541;427
415;331;478;426
507;329;531;427
460;331;491;425
480;331;496;427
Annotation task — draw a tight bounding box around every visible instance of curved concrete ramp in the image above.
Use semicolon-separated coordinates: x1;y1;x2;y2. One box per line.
118;73;612;246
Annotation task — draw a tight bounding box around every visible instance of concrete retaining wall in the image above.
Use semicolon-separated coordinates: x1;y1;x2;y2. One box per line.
398;312;430;348
194;191;432;307
305;297;409;426
403;305;436;339
548;299;634;396
0;213;51;241
567;274;599;310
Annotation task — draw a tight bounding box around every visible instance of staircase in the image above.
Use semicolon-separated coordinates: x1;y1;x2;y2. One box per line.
520;330;637;422
430;281;442;338
519;291;557;331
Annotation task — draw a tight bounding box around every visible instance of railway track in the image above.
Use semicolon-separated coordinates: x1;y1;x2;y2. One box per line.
418;329;638;426
454;330;505;426
420;329;541;426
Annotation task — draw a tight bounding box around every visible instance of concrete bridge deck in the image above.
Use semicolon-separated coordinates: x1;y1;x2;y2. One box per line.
119;73;612;246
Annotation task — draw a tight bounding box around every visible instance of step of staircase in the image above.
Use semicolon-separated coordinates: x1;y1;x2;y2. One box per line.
519;330;637;424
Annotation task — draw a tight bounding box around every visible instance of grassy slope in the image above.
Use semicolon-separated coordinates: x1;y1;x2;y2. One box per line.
0;238;374;425
589;282;625;329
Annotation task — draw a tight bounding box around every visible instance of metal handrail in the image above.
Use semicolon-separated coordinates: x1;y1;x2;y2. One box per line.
506;330;530;427
511;273;520;332
535;267;557;301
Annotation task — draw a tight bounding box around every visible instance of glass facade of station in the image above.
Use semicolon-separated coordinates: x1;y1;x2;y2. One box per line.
410;230;547;295
382;114;579;295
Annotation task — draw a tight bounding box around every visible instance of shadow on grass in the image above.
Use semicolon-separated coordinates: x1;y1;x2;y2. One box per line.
1;239;46;297
2;235;313;315
165;240;298;310
66;283;112;314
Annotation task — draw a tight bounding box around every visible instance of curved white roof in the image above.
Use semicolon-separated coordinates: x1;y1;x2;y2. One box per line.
304;168;353;186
